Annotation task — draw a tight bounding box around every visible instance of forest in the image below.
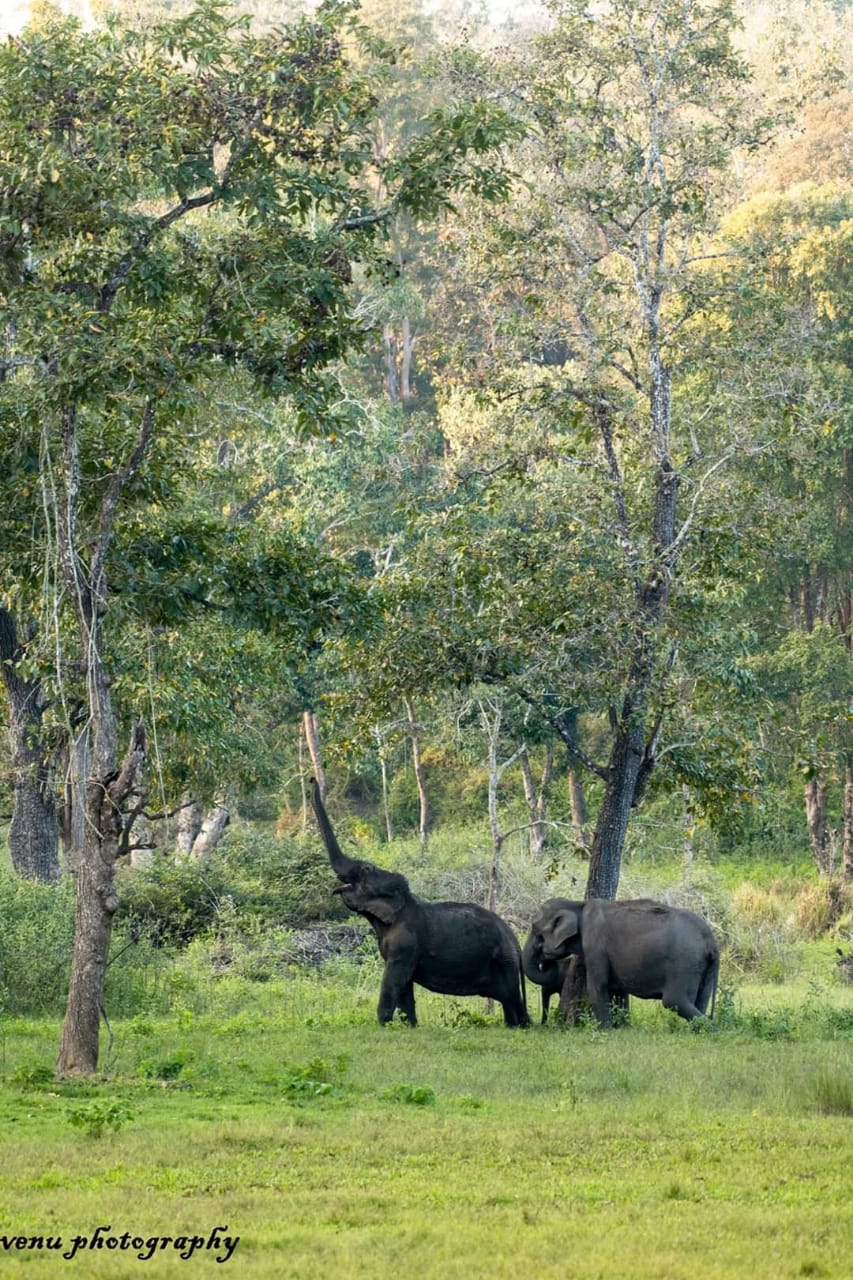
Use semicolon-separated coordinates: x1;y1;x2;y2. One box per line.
0;0;851;1276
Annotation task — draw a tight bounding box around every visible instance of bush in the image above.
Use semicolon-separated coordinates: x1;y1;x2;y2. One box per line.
116;826;345;950
0;870;75;1014
792;878;853;940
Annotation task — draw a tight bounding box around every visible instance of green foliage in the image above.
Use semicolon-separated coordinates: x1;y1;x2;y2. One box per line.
0;871;74;1014
381;1081;436;1105
135;1049;194;1080
281;1053;351;1100
66;1098;132;1139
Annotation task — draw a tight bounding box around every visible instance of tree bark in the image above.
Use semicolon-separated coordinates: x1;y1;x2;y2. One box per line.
303;710;327;802
56;399;154;1075
804;776;831;874
519;743;554;857
382;323;400;404
60;726;90;864
56;722;146;1076
843;761;853;882
404;696;429;849
568;765;590;852
400;315;415;402
0;607;60;883
176;794;203;856
190;802;230;861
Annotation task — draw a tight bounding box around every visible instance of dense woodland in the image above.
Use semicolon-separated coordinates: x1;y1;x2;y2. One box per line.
0;0;851;1073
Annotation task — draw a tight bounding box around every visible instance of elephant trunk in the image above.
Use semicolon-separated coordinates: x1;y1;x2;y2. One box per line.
522;934;559;988
310;778;360;880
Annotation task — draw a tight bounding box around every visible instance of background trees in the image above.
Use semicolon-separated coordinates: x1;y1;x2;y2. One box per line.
1;0;850;1070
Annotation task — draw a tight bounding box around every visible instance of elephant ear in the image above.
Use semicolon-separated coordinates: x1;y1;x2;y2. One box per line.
550;907;581;951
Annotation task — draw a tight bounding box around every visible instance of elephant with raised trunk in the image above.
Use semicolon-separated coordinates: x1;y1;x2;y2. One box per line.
523;897;719;1028
311;779;530;1028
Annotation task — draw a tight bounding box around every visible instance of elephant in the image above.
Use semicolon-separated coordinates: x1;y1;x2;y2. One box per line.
523;897;719;1028
311;779;529;1027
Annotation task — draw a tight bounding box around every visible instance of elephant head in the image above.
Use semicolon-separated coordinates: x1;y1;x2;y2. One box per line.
310;777;411;926
524;897;584;971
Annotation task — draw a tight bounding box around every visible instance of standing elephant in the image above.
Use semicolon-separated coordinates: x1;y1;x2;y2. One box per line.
523;897;719;1027
311;780;529;1028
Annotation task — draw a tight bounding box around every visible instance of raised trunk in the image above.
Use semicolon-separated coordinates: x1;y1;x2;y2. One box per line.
0;607;60;883
804;776;831;874
310;776;359;879
404;697;429;849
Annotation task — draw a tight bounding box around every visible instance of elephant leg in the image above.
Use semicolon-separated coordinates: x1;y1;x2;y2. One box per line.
661;986;704;1021
398;982;417;1026
500;990;529;1028
541;991;551;1024
377;953;417;1025
586;978;614;1027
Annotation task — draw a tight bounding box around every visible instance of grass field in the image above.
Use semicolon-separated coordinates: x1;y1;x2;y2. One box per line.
1;960;851;1280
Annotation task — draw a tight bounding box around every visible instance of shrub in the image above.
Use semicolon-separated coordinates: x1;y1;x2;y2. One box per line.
0;870;75;1014
792;878;853;940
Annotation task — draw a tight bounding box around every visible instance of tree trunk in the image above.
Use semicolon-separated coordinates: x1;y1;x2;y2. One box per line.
57;722;146;1077
0;607;60;883
303;710;327;802
190;802;230;861
56;399;154;1075
519;744;553;857
61;726;90;864
374;728;394;843
843;761;853;882
404;696;429;849
176;794;203;857
586;718;646;900
804;776;831;874
400;315;415;402
568;766;590;852
382;323;400;404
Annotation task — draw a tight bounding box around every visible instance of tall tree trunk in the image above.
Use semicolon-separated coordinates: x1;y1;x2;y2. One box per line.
175;794;203;857
843;761;853;882
400;315;415;402
61;726;90;864
404;696;429;849
303;710;326;802
56;399;154;1076
519;743;554;857
57;721;147;1076
568;765;590;852
0;607;60;883
382;324;400;404
190;801;230;861
374;726;394;843
804;776;831;874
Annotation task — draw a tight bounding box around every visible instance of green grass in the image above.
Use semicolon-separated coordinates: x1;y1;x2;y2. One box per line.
1;969;851;1280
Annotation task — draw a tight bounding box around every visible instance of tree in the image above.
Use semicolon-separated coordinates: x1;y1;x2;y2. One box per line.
425;0;775;900
0;0;518;1074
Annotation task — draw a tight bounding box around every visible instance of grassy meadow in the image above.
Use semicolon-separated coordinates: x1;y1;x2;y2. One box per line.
1;953;851;1280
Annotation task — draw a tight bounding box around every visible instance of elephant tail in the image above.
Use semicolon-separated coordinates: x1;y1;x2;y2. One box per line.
703;948;720;1022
